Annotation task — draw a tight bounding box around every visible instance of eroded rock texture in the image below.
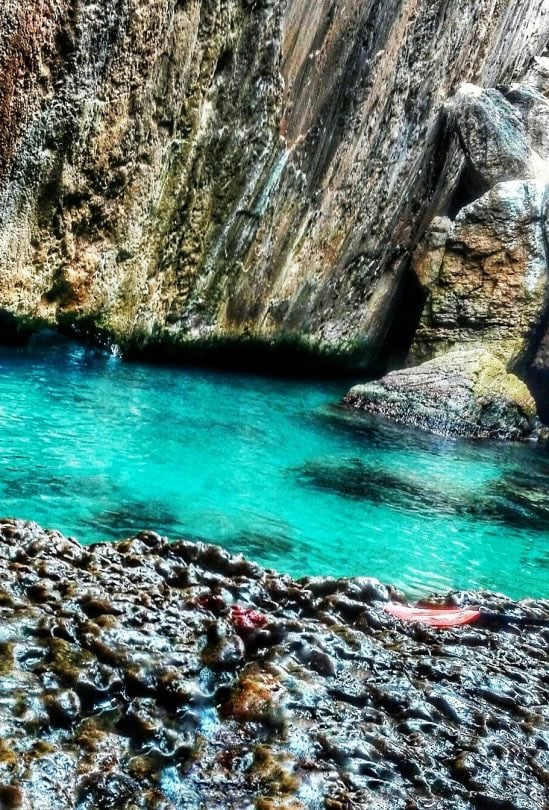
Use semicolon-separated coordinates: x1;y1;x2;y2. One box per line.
345;59;549;437
409;72;549;368
0;519;547;809
344;348;538;440
411;181;549;370
0;1;547;366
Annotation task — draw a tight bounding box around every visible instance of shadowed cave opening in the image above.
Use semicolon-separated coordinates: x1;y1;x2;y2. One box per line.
525;368;549;425
0;309;35;347
446;163;489;219
373;262;427;375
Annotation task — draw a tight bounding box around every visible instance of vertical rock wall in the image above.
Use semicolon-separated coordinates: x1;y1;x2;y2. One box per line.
0;0;547;368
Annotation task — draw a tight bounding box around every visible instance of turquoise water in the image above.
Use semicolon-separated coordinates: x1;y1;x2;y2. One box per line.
0;333;548;599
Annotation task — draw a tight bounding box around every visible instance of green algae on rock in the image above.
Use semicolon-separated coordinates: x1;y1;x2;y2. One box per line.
344;348;538;440
0;519;547;809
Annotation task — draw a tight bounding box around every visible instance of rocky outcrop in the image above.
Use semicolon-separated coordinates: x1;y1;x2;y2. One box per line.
411;180;549;370
345;66;549;437
410;76;549;375
445;83;549;188
0;519;547;809
344;348;538;440
0;1;547;367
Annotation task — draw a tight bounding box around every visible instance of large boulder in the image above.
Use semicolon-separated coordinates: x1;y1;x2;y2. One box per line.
445;85;539;188
344;348;538;440
411;180;549;370
445;83;549;188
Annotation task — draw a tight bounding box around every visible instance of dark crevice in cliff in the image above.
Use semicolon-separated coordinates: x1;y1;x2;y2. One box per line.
214;48;234;78
525;369;549;424
374;262;427;375
446;163;489;219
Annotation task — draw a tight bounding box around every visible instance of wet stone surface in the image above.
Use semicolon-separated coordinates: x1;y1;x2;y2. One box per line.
0;520;546;809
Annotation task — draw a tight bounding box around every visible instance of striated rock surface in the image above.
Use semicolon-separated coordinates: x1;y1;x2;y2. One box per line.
344;349;538;440
0;1;547;366
0;519;547;809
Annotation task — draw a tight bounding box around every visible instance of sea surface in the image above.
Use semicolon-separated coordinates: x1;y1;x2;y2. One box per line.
0;333;548;599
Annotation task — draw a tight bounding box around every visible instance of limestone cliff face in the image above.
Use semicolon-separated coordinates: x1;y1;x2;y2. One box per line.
0;1;548;367
410;76;549;373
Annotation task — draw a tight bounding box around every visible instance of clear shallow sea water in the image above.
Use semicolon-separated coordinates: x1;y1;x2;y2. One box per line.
0;333;547;599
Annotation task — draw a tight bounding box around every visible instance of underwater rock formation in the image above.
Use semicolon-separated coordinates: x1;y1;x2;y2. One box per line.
0;519;547;809
0;1;547;367
344;348;538;440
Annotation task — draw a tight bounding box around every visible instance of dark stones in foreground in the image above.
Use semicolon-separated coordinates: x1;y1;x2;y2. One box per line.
0;520;546;809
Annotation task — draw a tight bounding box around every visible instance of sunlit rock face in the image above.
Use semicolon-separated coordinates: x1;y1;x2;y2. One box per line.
409;72;549;376
411;181;549;370
0;0;547;366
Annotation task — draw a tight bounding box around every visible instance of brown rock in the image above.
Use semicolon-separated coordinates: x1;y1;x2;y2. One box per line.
411;181;549;371
0;2;546;369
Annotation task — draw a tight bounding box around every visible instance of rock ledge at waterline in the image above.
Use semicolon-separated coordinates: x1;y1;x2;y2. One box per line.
0;519;546;809
344;348;538;440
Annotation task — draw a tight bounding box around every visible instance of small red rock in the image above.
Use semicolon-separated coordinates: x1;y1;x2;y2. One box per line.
230;605;267;632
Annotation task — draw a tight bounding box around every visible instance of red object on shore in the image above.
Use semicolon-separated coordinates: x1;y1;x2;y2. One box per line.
230;605;268;631
384;603;482;628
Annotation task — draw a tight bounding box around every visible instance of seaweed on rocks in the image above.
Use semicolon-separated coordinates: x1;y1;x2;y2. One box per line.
0;519;546;809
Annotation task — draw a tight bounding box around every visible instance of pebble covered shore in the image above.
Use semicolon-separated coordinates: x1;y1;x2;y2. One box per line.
0;519;547;809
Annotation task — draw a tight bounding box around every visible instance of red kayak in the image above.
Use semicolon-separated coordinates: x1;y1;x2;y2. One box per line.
384;603;481;628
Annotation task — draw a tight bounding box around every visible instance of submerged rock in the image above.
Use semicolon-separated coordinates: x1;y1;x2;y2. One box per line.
0;519;546;809
344;348;538;440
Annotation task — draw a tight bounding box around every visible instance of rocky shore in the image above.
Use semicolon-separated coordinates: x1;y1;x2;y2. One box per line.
0;519;546;809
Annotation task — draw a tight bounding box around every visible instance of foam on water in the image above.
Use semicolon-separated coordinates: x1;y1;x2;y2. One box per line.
0;332;547;599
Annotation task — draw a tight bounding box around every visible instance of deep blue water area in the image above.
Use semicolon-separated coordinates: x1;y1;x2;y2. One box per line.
0;333;548;599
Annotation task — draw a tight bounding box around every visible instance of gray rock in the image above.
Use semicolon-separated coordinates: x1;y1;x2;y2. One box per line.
446;85;535;187
523;55;549;96
504;85;549;162
344;348;538;440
